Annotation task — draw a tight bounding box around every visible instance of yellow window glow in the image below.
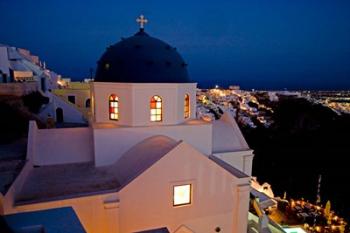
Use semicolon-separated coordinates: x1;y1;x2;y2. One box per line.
150;95;162;122
173;184;191;206
184;94;190;119
109;94;119;121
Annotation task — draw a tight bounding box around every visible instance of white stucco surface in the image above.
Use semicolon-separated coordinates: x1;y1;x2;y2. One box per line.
15;136;179;205
6;140;251;233
92;82;197;126
212;112;250;153
118;142;251;233
93;119;212;166
32;126;94;166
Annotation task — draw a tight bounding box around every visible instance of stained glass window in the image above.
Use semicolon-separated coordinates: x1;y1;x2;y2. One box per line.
109;94;119;120
150;95;162;122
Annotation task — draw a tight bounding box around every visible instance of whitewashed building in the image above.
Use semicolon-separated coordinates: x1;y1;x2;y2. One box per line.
0;16;254;233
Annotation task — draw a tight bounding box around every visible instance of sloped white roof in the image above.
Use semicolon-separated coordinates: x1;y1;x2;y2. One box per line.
113;135;180;188
212;111;250;153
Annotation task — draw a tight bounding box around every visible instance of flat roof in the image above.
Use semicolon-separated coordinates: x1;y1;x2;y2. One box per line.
16;135;179;205
3;207;86;233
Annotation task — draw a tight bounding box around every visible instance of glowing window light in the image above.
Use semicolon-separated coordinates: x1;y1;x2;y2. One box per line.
173;184;191;206
109;94;119;121
150;95;162;122
184;94;190;119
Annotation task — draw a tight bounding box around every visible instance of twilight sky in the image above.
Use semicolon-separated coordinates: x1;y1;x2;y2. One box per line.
1;0;350;90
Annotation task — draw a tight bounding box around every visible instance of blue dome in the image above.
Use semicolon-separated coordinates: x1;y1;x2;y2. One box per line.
95;30;190;83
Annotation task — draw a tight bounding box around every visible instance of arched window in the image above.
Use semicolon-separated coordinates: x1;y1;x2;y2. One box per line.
150;95;162;122
109;94;119;121
184;94;190;119
85;98;91;108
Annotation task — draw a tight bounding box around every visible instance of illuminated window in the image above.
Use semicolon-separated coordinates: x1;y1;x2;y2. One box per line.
150;95;162;122
173;184;191;206
184;94;190;119
109;94;119;121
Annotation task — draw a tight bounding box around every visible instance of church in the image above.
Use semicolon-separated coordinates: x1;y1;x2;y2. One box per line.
0;16;254;233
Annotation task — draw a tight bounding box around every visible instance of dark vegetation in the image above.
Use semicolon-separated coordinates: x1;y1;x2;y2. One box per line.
22;91;49;113
0;92;48;144
242;97;350;219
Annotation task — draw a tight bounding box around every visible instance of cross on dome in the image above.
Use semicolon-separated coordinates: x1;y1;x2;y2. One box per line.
136;15;148;30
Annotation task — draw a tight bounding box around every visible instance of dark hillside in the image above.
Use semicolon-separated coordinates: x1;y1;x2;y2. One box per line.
242;97;350;219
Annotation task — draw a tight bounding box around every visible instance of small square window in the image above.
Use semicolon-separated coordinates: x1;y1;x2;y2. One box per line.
173;184;191;206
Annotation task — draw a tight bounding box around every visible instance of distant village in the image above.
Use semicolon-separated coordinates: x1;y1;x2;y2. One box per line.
1;43;349;129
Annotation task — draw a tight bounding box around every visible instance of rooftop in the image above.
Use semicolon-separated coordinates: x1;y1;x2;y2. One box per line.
212;112;250;153
3;207;86;233
16;135;179;205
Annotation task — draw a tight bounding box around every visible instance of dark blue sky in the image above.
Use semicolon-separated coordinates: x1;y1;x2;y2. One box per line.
1;0;350;90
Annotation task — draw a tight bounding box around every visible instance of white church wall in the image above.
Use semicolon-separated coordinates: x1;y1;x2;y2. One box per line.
93;122;212;166
33;127;94;166
92;82;197;127
118;142;251;233
213;150;254;176
176;84;197;121
92;82;133;126
233;184;251;233
3;132;250;233
132;84;178;126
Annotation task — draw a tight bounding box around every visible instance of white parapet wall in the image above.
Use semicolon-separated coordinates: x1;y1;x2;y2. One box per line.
213;150;254;176
30;122;94;166
93;121;213;167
